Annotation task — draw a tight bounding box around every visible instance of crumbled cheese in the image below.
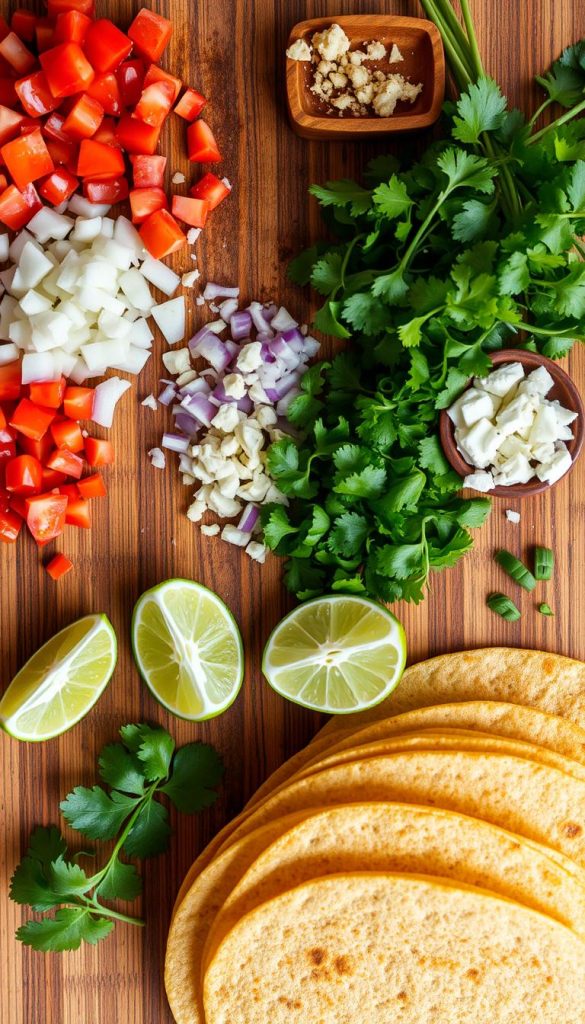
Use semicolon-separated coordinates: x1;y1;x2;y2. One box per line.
372;76;409;117
141;393;158;410
286;38;312;61
246;541;267;563
331;93;355;111
221;524;251;547
389;43;404;62
312;23;350;62
318;59;334;75
463;471;494;493
365;41;386;60
195;295;205;306
505;509;521;524
171;171;186;184
329;71;348;89
182;270;200;287
236;341;263;372
201;523;220;536
162;348;191;375
187;227;201;244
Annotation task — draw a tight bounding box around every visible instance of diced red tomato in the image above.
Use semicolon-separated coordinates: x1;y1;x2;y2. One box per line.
83;176;128;203
63;385;94;420
0;32;36;75
129;185;167;224
41;466;67;488
77;472;106;498
46;552;73;579
171;194;208;228
53;10;91;45
19;116;44;136
128;9;172;63
29;378;66;409
60;482;79;500
62;93;104;139
39;166;78;204
134;80;174;128
10;398;54;440
15;71;59;118
115;113;159;154
130;153;166;188
86;72;121;116
50;416;84;452
35;20;55;53
84;19;132;74
40;42;95;98
92;116;121;148
84;436;113;465
0;79;17;107
21;182;43;219
190;171;231;211
45;137;77;169
1;127;54;190
5;454;42;494
174;87;206;122
143;63;181;102
43;111;69;141
47;0;94;18
0;174;6;192
0;507;22;542
0;105;25;147
18;432;52;462
187;119;222;163
0;440;16;465
65;495;90;527
26;491;67;542
116;58;144;107
139;208;186;259
11;9;37;44
0;185;32;229
77;137;124;178
45;447;83;478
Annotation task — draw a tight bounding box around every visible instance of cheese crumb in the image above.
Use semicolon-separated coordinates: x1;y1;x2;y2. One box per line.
505;509;521;524
171;171;186;184
187;227;201;244
312;23;350;62
201;523;220;536
365;41;386;60
389;43;404;62
286;38;312;61
182;270;200;287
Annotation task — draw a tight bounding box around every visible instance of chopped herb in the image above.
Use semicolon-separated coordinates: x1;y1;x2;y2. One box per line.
487;593;522;621
538;602;554;616
534;546;555;581
495;550;537;591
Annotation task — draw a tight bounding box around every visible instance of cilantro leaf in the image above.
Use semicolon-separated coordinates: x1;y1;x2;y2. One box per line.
313;300;351;339
371;269;409;304
418;436;451;476
371;543;424;580
49;857;92;898
60;786;139;840
123;799;170;859
566;159;585;210
95;857;142;903
262;505;298;548
136;727;175;782
310;180;371;216
17;909;114;953
288;245;323;286
455;498;492;528
498;251;530;294
451;198;495;241
310;252;344;296
98;744;146;795
335;465;387;499
372;176;413;220
329;512;370;557
343;291;393;333
437;148;495;193
452;77;507;143
161;743;224;813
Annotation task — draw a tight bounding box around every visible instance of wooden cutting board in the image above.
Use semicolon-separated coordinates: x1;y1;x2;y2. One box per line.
1;1;585;1021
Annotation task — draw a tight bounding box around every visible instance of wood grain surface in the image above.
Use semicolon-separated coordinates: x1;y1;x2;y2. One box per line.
1;1;585;1022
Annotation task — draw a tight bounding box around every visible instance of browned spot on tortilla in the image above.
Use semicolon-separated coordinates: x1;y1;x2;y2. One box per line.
564;822;583;838
542;657;555;675
466;968;480;981
309;948;326;965
334;955;352;975
397;991;408;1002
278;997;301;1009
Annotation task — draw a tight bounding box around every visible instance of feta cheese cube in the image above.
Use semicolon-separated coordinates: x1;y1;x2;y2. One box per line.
312;23;350;62
529;404;559;445
496;435;533;462
459;418;502;468
222;373;246;400
462;471;494;492
494;453;535;486
236;342;263;373
546;399;578;427
480;362;525;397
535;442;572;485
201;523;220;536
505;509;521;524
459;389;499;427
221;524;252;547
211;404;241;433
531;442;555;464
286;38;312;61
495;394;536;437
245;541;267;563
526;365;555;396
388;43;403;62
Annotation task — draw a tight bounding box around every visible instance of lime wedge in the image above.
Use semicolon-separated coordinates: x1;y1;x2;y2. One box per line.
262;595;406;714
131;579;244;721
0;614;117;742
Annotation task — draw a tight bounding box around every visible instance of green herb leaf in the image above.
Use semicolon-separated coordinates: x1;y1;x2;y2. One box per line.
98;743;146;795
310;179;371;216
372;176;413;220
16;909;114;953
136;727;175;781
161;743;224;813
60;787;139;841
95;857;142;902
122;799;170;859
452;77;507;144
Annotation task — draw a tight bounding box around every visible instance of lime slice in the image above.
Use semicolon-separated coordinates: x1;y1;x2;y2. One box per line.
262;595;406;715
132;579;244;721
0;614;117;742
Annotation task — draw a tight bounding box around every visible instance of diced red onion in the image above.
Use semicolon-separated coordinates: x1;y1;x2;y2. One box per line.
224;340;240;359
162;432;190;453
211;380;237;404
248;301;272;335
199;367;218;381
219;297;239;321
281;327;303;345
230;310;252;341
264;372;300;402
260;342;276;363
158;382;176;406
189;326;213;351
203;282;240;301
179;378;210;397
237;394;253;414
186;393;217;427
191;331;232;372
174;412;201;437
263;303;278;321
271;306;298;332
303;336;321;358
238;503;260;533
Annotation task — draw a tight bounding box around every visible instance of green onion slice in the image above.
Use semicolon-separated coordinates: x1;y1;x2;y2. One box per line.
538;602;554;616
487;592;521;621
495;549;536;591
534;546;554;581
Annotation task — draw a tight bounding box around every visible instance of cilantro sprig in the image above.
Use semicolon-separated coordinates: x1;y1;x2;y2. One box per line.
10;724;223;952
267;6;585;604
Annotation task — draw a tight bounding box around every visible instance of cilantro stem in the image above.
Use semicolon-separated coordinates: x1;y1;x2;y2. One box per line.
85;901;144;927
419;0;473;89
338;234;364;294
459;0;484;79
528;96;554;128
86;781;159;890
529;95;585;143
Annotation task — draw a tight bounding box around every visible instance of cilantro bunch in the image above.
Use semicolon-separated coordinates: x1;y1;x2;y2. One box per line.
261;6;585;603
10;723;223;952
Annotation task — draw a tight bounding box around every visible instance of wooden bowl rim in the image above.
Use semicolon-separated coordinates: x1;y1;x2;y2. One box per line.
285;15;445;139
439;349;585;498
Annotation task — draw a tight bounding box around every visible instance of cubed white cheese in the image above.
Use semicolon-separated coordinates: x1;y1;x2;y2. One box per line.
528;404;559;445
221;524;252;547
222;373;246;399
526;365;554;396
460;388;499;427
286;38;312;61
388;43;403;62
546;398;578;426
201;523;220;536
463;471;494;492
505;509;521;524
535;442;572;485
211;403;240;433
494;452;535;485
531;442;556;464
236;341;263;373
459;418;502;468
480;362;525;397
496;435;533;462
495;394;536;437
312;23;350;62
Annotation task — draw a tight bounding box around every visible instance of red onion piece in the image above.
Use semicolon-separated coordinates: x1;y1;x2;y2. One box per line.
203;282;240;301
238;503;260;533
174;412;201;437
158;382;177;406
162;432;190;453
191;332;232;373
186;393;217;427
230;310;252;340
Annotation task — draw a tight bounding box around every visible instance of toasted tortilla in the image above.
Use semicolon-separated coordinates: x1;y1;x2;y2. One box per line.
204;873;585;1024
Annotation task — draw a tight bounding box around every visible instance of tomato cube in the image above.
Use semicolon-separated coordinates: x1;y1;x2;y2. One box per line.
1;128;54;190
116;58;144;107
0;363;22;402
50;417;84;453
0;184;32;229
115;113;159;154
62;93;104;139
77;138;124;178
129;185;167;224
0;507;22;542
0;32;36;75
47;0;94;18
187;120;222;163
0;105;25;147
46;447;83;478
35;20;55;53
128;9;172;63
11;9;37;44
65;495;90;527
41;467;67;489
190;171;231;211
92;116;121;148
174;87;206;122
54;10;92;45
18;433;52;462
83;176;128;204
43;111;69;141
134;80;174;127
0;79;17;107
15;71;59;118
59;482;79;500
45;137;77;169
63;386;94;420
40;42;95;98
143;63;181;102
10;398;55;440
84;436;113;465
5;454;42;494
139;208;186;259
84;19;133;73
39;166;79;204
86;72;121;116
26;491;67;542
46;552;74;580
130;153;166;188
171;194;208;228
77;472;106;498
29;378;66;409
0;17;9;43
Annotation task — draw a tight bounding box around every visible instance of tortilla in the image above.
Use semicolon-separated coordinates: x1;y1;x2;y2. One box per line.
203;873;585;1024
203;802;585;976
216;751;585;870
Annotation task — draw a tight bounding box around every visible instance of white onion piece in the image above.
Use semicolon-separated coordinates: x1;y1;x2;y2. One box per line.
92;377;132;428
9;230;37;263
130;318;154;349
219;297;239;321
111;346;151;375
151;297;185;344
67;195;111;218
21;351;58;383
71;217;103;242
0;342;18;365
119;268;153;311
28;208;74;243
0;234;9;261
140;257;180;296
113;216;145;260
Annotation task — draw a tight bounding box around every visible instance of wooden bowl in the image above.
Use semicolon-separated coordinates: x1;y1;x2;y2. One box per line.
286;15;445;141
439;350;585;498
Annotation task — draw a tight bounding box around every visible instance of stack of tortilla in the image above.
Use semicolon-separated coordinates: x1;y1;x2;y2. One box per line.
165;648;585;1024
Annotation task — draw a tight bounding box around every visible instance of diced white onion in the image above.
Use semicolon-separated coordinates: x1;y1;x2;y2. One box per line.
92;377;132;428
151;297;185;344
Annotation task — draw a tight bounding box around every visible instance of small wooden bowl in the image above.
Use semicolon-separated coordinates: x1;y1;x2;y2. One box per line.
439;350;585;498
286;15;445;141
